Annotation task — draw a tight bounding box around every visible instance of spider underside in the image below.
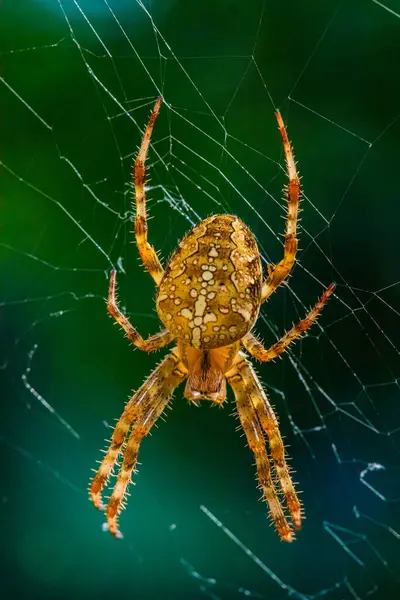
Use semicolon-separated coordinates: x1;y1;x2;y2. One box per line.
89;97;335;542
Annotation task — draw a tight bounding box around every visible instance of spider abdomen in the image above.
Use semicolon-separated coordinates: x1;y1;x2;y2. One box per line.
157;214;262;349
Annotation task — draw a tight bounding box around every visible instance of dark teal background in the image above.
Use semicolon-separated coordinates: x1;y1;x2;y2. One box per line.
1;1;400;599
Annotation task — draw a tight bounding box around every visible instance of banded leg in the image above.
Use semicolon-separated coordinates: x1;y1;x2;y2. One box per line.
242;358;302;529
228;355;301;540
105;352;187;538
243;283;336;362
108;269;174;351
89;351;186;516
262;110;301;303
227;357;295;542
134;97;164;286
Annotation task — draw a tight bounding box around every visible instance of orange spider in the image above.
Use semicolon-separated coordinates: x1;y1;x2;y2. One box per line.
89;97;335;541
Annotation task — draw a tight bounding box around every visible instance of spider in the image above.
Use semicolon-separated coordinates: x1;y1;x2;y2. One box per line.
89;97;335;542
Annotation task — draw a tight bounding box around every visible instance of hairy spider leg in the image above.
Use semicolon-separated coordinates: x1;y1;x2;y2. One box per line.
90;352;186;515
243;283;336;361
134;97;165;286
105;352;187;538
227;359;295;542
262;110;301;303
239;358;302;530
107;269;174;351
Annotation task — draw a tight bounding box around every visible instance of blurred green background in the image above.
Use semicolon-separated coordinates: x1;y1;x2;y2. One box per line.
1;1;400;599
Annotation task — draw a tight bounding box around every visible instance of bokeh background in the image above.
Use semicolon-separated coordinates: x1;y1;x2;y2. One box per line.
1;1;400;599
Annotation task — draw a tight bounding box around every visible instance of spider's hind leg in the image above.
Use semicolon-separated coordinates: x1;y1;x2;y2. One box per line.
134;97;165;286
261;110;301;303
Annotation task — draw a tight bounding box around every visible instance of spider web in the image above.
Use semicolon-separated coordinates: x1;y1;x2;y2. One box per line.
1;0;400;598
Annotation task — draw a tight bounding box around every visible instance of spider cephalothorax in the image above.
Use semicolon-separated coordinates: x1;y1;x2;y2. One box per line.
89;97;335;542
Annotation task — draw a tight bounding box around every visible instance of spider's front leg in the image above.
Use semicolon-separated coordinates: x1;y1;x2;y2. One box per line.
227;356;298;541
89;352;178;511
90;351;187;538
242;359;302;531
